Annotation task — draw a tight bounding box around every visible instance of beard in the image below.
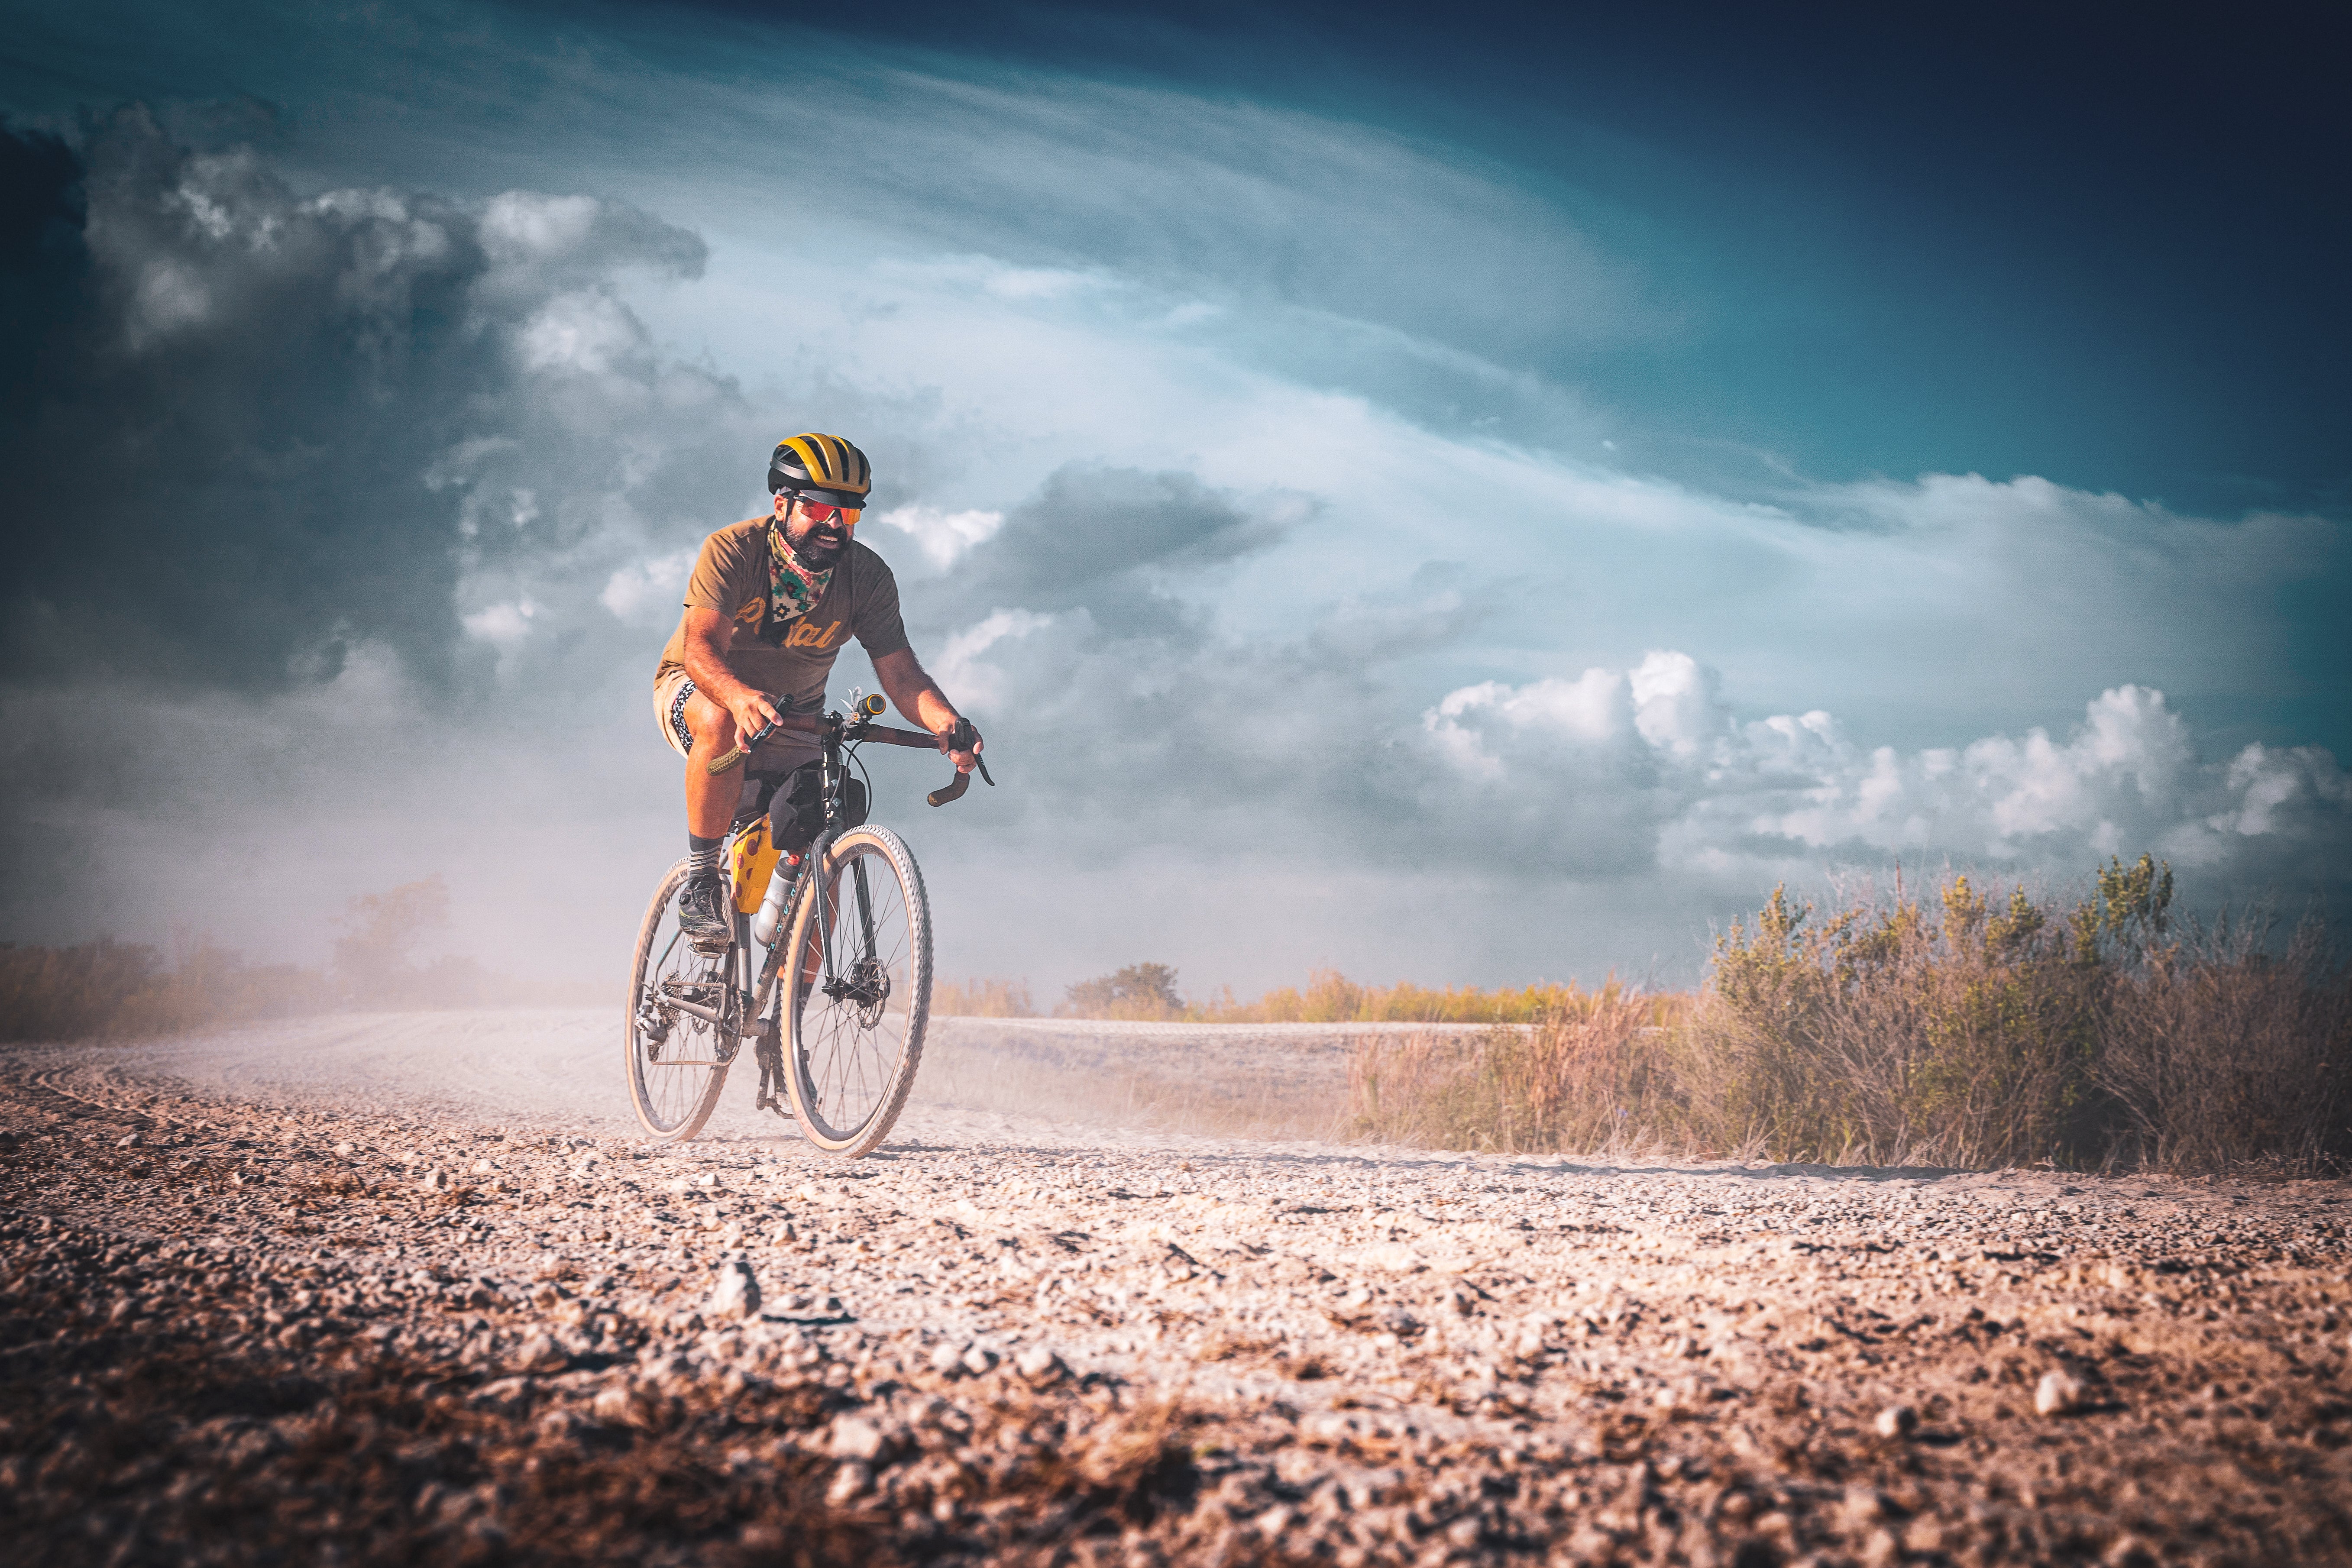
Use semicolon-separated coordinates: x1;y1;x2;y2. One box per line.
787;524;849;570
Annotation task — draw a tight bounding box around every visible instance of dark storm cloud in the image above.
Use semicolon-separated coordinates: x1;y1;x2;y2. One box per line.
0;107;718;696
886;474;1524;871
947;465;1280;640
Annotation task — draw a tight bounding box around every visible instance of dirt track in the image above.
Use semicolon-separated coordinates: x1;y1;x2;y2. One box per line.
6;1009;2352;1565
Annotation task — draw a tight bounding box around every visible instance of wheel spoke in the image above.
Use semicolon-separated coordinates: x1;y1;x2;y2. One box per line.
625;862;735;1141
786;829;929;1155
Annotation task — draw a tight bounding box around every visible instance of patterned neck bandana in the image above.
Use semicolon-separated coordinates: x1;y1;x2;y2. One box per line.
765;518;834;636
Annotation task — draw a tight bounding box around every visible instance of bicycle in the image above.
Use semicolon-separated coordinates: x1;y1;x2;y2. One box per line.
624;692;990;1154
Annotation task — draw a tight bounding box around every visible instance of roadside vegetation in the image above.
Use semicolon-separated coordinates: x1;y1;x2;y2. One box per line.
935;962;1651;1025
0;877;552;1041
945;854;2351;1173
1351;856;2352;1174
18;856;2348;1174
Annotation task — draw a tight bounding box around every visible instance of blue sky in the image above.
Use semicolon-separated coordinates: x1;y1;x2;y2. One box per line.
3;0;2346;991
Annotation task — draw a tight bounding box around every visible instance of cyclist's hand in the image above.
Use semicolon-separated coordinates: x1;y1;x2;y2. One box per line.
727;690;784;748
939;716;984;775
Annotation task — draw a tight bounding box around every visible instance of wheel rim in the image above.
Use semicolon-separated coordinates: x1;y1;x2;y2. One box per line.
630;871;734;1134
789;837;921;1145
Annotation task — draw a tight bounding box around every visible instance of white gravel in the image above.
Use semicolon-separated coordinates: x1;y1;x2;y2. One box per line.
6;1007;2351;1564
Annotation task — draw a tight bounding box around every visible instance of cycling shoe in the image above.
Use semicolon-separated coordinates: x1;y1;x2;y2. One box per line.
677;873;734;951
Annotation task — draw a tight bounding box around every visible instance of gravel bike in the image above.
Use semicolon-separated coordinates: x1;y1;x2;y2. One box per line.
624;693;988;1153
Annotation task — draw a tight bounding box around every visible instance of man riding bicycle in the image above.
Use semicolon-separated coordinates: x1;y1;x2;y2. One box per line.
653;432;982;947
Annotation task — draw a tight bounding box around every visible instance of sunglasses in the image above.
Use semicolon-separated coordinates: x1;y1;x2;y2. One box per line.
793;498;861;526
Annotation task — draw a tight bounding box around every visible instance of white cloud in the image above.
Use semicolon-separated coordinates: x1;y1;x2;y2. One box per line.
514;290;647;377
2214;744;2352;839
460;598;538;647
599;549;697;625
479;191;603;266
871;504;1007;570
1421;664;2350;880
936;608;1058;708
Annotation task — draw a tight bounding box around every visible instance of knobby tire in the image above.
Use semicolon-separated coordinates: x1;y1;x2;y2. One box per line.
782;825;932;1156
624;858;735;1142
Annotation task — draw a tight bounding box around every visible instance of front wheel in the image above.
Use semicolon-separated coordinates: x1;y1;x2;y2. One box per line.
624;858;736;1143
781;826;932;1156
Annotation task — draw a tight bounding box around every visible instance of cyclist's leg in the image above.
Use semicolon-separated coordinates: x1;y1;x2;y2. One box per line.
679;687;744;840
655;671;739;946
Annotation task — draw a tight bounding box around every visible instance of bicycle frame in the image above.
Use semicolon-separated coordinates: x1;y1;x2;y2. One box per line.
733;702;962;1038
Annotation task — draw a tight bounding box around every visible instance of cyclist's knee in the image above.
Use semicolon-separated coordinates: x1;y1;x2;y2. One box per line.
684;692;736;749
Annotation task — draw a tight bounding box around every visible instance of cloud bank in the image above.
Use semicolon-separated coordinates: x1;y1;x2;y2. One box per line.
2;107;2346;994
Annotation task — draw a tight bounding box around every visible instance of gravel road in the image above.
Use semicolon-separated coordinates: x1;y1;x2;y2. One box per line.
6;1009;2352;1565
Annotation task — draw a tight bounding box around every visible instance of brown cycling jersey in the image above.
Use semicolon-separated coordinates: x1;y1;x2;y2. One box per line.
653;521;911;712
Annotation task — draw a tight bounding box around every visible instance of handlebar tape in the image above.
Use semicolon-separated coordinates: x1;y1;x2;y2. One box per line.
702;703;819;774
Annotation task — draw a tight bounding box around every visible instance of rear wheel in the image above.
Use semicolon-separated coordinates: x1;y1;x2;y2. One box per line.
624;859;737;1142
782;826;931;1156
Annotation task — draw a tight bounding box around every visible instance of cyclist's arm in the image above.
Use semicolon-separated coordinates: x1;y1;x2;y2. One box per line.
678;608;783;740
871;647;980;773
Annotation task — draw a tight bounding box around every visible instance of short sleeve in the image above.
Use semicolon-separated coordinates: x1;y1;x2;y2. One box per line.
852;549;911;660
682;526;753;613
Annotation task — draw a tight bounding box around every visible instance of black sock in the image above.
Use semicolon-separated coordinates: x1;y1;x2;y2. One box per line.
687;834;724;881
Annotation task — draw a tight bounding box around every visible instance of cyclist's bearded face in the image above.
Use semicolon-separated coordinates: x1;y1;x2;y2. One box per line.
783;498;857;569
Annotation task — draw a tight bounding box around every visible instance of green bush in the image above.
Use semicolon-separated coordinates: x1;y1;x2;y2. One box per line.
1690;874;2110;1166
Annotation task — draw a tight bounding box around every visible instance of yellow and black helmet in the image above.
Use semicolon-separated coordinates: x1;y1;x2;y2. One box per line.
767;433;873;508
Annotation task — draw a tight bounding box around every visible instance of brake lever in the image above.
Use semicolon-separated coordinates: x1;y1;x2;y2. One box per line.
928;716;993;807
944;717;994;788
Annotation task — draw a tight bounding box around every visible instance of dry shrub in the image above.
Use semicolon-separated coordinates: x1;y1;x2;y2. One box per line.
1686;876;2112;1167
1059;962;1184;1020
930;976;1037;1017
1347;983;1679;1152
1691;861;2352;1170
2097;912;2352;1171
0;938;329;1042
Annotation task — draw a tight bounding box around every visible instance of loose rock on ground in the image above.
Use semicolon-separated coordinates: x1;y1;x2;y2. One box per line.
4;1023;2352;1565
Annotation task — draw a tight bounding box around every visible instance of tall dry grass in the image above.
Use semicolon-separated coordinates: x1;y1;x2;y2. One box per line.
0;938;330;1041
1014;960;1671;1025
1199;968;1642;1025
930;977;1038;1017
1347;983;1683;1151
0;876;570;1041
2096;912;2352;1171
